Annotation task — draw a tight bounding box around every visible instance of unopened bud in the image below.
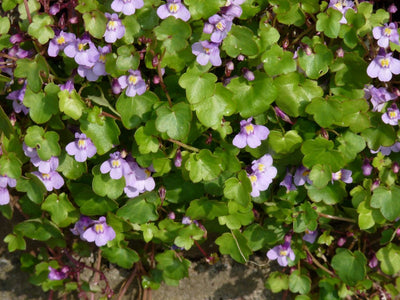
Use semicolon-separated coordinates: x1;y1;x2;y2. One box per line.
274;106;293;124
58;14;66;28
301;44;312;56
168;212;175;220
9;113;17;126
284;234;292;243
112;78;121;94
371;180;380;191
337;237;346;247
306;252;313;265
174;149;182;167
336;47;344;58
152;55;159;68
362;159;373;176
237;54;245;61
153;75;161;85
282;37;290;49
392;162;400;173
158;186;166;202
242;68;255;81
140;52;145;60
9;33;24;44
393;87;400;97
225;60;234;77
388;3;398;14
68;10;79;24
49;3;61;15
368;252;378;268
396;228;400;237
320;128;329;140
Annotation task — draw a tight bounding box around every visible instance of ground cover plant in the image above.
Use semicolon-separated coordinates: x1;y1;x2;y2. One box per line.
1;0;400;299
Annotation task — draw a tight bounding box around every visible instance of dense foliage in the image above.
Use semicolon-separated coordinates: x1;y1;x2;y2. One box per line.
1;0;400;298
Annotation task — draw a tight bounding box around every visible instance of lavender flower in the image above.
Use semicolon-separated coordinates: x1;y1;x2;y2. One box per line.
48;266;69;280
242;68;255;81
31;156;59;174
364;85;397;112
372;23;400;48
182;216;192;225
100;151;129;180
382;103;400;125
0;175;17;205
328;0;355;24
157;0;191;22
293;165;312;186
66;133;97;162
203;14;232;43
104;13;125;43
367;52;400;82
332;169;353;183
371;142;400;156
123;158;155;197
267;241;295;267
48;30;76;57
247;155;277;197
232;117;269;149
220;0;245;19
118;69;147;97
111;0;144;15
71;215;94;239
6;82;29;115
82;216;116;247
64;37;99;68
303;229;318;244
191;41;222;66
280;171;297;193
59;80;75;92
32;171;64;191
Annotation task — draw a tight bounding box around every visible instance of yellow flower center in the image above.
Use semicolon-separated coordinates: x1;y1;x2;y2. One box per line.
56;36;65;45
112;159;121;168
42;173;50;180
334;2;343;9
258;164;265;172
389;111;397;119
245;124;254;134
78;43;86;52
302;170;310;177
279;250;288;256
203;47;210;54
107;20;117;30
250;175;257;183
380;58;390;68
384;27;392;36
78;139;86;149
145;169;151;177
128;75;138;85
95;224;104;233
99;54;106;62
216;21;224;31
334;170;342;180
168;3;179;13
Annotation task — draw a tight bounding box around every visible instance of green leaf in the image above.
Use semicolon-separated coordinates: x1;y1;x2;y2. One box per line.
265;271;289;293
301;137;344;171
122;15;141;44
116;91;158;129
87;93;120;117
215;230;252;264
226;72;277;118
305;96;342;128
24;126;61;161
223;171;252;207
102;246;140;269
331;249;367;286
289;270;311;295
75;0;98;13
154;17;191;52
134;126;159;154
185;198;228;220
376;243;400;275
41;193;78;228
82;10;106;39
16;174;47;204
307;181;347;205
268;130;302;154
155;102;191;140
337;131;366;163
242;224;278;251
156;250;190;280
58;151;87;180
316;8;343;38
27;14;54;44
309;164;332;188
14;219;63;241
258;23;280;51
184;0;225;19
269;0;305;26
14;55;48;93
58;90;85;120
222;25;259;57
262;45;296;76
4;234;26;252
2;0;18;11
174;224;204;250
0;152;22;179
24;83;59;124
115;45;140;73
80;113;120;155
185;149;222;183
92;165;125;200
117;196;159;224
0;17;10;34
0;105;14;138
361;115;396;151
370;186;400;221
330;53;370;89
218;201;254;229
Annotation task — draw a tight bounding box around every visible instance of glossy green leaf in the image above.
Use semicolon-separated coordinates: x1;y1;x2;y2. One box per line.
307;181;347;205
14;55;48;93
242;224;278;251
262;44;296;76
16;174;47;204
370;186;400;221
215;230;252;264
24;83;59;124
185;198;228;220
174;224;204;250
331;249;367;286
4;234;26;252
92;165;125;200
82;10;107;39
156;250;190;280
102;246;140;269
268;130;302;154
41;193;78;228
316;8;343;38
223;171;252;207
289;271;311;295
117;197;159;224
265;271;289;293
301;137;344;171
0;152;22;179
185;149;222;183
222;25;259;57
154;17;191;52
376;243;400;275
27;14;54;44
155;102;191;140
184;0;225;19
57;151;87;180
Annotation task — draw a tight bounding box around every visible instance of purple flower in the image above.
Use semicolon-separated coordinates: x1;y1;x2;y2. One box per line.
182;216;192;225
48;266;69;280
78;46;110;81
369;252;378;268
203;14;232;43
367;52;400;82
66;133;97;162
364;85;397;112
388;4;397;14
32;171;64;191
280;171;297;193
362;159;373;176
371;142;400;156
82;216;116;247
220;0;244;19
382;103;400;125
247;154;277;197
267;241;295;267
174;149;182;167
157;0;191;22
274;106;293;124
6;82;29;115
242;68;255;81
293;165;312;186
64;37;99;68
0;175;17;205
328;0;355;24
332;169;353;183
104;13;125;43
191;41;222;66
23;142;38;159
123;157;155;197
31;156;59;174
48;30;76;57
372;23;400;48
303;230;318;244
111;0;144;15
118;69;147;97
232;117;270;149
59;80;75;92
100;151;129;180
71;215;94;239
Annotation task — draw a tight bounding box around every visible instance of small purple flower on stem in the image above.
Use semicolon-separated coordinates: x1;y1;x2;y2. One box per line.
182;216;192;225
66;133;97;162
157;0;191;21
100;151;128;179
364;85;397;112
0;175;17;205
112;78;122;94
32;171;64;191
267;241;295;267
191;41;222;66
392;162;400;173
31;156;59;174
337;236;346;247
280;171;297;193
362;159;373;176
382;103;400;125
6;82;29;115
388;3;397;14
248;154;277;197
294;165;312;186
64;37;99;68
118;69;147;97
232;117;269;149
48;30;76;57
203;14;232;43
111;0;144;15
367;51;400;82
372;23;400;48
104;13;125;43
82;217;116;247
303;230;318;244
332;169;353;184
48;266;69;280
71;215;94;239
220;0;244;19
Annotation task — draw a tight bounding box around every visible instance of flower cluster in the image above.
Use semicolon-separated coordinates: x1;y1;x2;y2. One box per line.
192;0;244;66
247;154;277;197
71;215;116;247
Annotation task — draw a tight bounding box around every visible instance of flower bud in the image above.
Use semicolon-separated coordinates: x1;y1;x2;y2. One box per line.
336;47;344;58
49;3;61;15
337;237;346;247
9;33;24;44
237;54;245;61
9;113;16;126
58;13;66;28
225;60;234;77
158;186;166;202
112;79;122;94
242;68;255;81
68;10;79;24
392;162;400;173
153;75;161;85
371;180;380;191
368;252;378;268
174;149;182;167
396;228;400;237
320;128;329;140
167;212;175;220
393;87;400;97
284;234;292;243
152;55;159;68
362;159;373;176
388;3;398;14
274;106;293;124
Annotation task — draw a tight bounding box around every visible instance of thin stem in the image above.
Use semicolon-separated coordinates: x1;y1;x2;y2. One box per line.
289;25;314;47
303;245;336;277
318;212;356;223
23;0;32;23
194;240;208;258
117;264;138;300
90;250;102;300
156;50;173;107
167;138;200;152
101;111;121;121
